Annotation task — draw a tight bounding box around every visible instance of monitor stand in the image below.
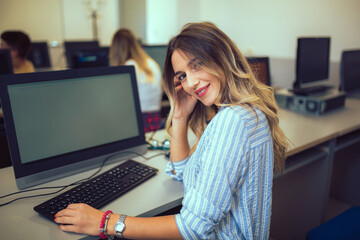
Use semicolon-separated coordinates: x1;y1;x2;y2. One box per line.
291;81;334;96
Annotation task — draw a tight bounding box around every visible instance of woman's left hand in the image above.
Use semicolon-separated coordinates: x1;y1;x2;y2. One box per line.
55;203;104;236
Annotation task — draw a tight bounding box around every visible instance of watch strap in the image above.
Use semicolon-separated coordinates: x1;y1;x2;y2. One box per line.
115;214;127;238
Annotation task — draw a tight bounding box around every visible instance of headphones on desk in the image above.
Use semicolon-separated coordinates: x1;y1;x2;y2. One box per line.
147;139;170;150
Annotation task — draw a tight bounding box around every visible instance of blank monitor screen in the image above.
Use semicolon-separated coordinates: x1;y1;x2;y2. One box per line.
64;41;99;68
296;37;331;86
0;49;13;75
142;45;167;74
340;50;360;92
0;66;147;189
28;42;51;68
71;47;109;69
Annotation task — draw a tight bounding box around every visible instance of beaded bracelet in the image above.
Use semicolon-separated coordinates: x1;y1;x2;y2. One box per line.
99;210;113;239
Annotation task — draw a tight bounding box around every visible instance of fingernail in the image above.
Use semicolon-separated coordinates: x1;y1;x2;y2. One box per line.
54;218;56;222
59;225;61;229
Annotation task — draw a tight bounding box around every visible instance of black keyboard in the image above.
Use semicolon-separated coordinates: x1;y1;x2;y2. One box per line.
34;159;158;221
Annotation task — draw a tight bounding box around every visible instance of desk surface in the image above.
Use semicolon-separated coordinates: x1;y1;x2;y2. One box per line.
280;98;360;156
0;98;360;240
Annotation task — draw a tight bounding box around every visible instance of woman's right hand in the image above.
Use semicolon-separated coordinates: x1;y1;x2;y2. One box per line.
172;81;198;122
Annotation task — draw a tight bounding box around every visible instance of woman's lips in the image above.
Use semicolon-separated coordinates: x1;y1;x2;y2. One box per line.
195;84;210;98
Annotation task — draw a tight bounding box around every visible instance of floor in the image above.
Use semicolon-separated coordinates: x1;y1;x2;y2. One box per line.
324;197;353;221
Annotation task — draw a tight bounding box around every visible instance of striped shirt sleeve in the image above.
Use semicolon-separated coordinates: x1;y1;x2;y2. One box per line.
165;156;189;181
175;107;251;239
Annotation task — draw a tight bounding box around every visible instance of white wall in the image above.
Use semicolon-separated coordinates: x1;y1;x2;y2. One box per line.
0;0;120;69
62;0;120;45
146;0;178;45
1;0;359;87
174;0;360;61
122;0;146;43
172;0;360;88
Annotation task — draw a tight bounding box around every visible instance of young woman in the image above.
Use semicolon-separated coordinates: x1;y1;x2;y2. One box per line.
109;29;163;132
55;22;289;239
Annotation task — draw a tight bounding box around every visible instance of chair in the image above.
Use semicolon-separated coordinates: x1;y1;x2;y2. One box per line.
306;206;360;240
246;57;271;86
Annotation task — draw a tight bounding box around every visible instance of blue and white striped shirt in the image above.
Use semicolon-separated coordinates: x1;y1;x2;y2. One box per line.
166;105;273;239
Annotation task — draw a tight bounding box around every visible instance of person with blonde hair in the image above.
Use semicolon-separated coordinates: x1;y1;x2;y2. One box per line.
109;29;163;132
0;30;35;74
55;22;289;239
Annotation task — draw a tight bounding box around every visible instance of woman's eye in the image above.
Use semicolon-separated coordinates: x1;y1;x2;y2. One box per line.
178;73;186;81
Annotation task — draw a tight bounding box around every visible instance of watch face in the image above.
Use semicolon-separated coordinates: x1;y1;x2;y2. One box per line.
115;222;125;232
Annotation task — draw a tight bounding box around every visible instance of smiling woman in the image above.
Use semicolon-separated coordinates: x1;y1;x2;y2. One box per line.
55;22;289;240
172;50;223;107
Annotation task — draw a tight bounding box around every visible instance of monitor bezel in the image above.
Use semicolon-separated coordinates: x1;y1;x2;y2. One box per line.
64;41;100;68
28;42;52;68
71;47;109;69
246;56;271;86
340;49;360;92
295;37;331;87
0;66;147;189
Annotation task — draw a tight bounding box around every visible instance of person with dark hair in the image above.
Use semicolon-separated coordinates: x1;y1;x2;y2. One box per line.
0;30;34;74
54;22;289;239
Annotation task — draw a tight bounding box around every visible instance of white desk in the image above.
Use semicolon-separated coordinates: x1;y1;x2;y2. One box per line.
0;131;184;240
0;99;360;240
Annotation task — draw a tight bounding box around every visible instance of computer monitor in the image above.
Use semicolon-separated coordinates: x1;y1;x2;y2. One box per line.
246;57;271;86
28;42;52;68
142;44;167;74
293;37;331;88
340;50;360;92
71;47;109;69
64;41;99;68
0;65;147;189
0;49;13;75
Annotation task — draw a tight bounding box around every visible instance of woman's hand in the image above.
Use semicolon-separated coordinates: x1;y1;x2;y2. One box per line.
172;81;198;121
55;203;104;236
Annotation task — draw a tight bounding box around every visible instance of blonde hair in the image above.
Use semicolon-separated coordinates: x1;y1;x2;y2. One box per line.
109;29;154;82
163;22;289;173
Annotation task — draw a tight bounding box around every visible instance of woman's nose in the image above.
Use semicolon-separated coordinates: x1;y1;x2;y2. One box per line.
187;73;199;88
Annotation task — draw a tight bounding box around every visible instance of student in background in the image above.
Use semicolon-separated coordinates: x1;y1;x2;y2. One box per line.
109;29;163;132
55;22;289;239
0;31;35;74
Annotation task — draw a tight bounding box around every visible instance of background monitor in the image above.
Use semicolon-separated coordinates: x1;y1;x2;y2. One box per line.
0;49;13;75
71;47;109;69
340;50;360;92
64;40;99;68
142;44;167;74
246;57;271;86
28;42;52;68
0;66;147;189
294;37;331;88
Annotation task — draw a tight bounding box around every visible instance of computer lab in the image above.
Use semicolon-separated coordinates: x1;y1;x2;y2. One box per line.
0;1;359;240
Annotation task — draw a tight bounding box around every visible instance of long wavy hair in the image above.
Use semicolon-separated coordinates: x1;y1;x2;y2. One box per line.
163;22;289;173
109;29;154;81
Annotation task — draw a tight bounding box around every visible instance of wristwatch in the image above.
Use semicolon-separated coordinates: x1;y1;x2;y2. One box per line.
115;214;127;238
